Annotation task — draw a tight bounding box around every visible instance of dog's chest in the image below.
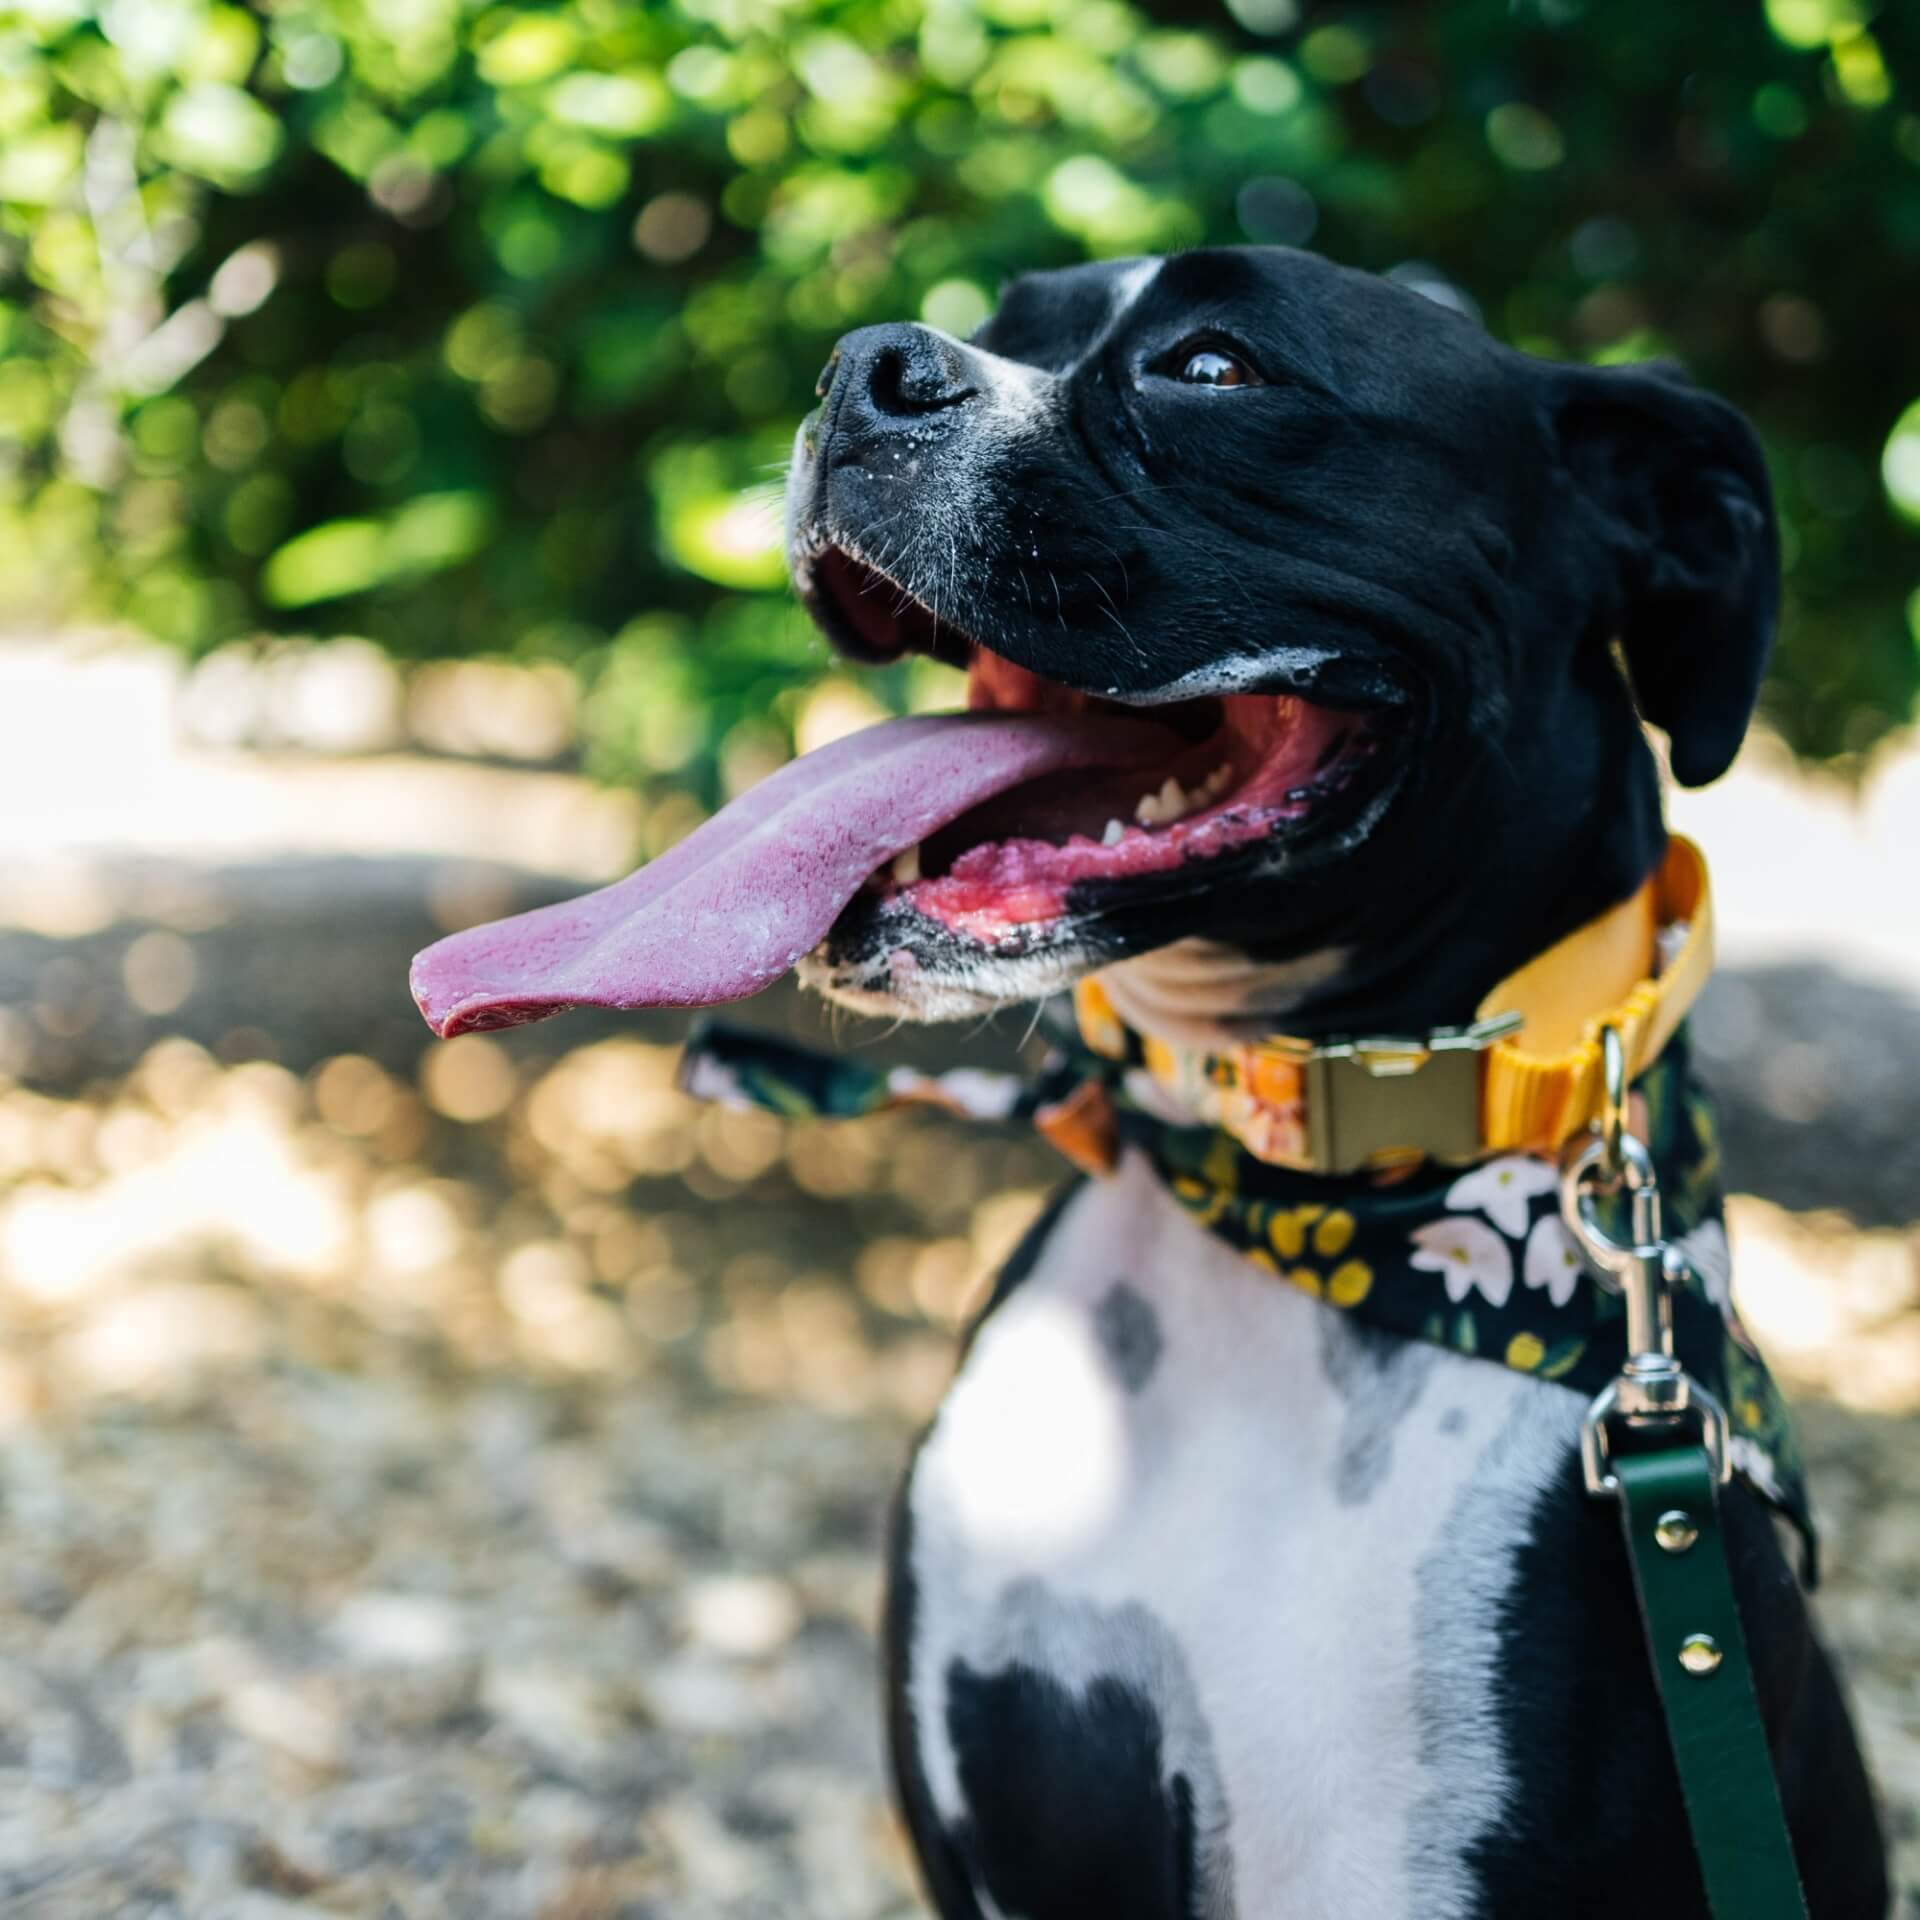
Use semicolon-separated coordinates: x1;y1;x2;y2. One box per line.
898;1153;1584;1920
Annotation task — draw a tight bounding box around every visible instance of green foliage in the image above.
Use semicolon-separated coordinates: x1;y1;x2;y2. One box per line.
3;0;1919;777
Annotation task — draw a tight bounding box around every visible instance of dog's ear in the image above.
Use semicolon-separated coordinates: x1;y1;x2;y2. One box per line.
1549;360;1778;788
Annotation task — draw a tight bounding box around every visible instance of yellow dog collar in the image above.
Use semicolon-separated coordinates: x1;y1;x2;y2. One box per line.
1071;835;1713;1175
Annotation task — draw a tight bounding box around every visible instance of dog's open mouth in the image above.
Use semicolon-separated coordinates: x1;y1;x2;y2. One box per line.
806;544;1394;947
409;545;1400;1038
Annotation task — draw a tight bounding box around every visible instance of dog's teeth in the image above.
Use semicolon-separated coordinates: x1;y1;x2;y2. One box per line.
891;845;922;886
1136;776;1188;827
1130;768;1236;831
1102;818;1127;846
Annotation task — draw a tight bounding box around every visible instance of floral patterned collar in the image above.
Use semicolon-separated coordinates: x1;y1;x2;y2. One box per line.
680;1016;1815;1570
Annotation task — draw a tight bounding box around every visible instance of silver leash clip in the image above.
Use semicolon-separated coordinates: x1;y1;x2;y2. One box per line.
1563;1026;1731;1499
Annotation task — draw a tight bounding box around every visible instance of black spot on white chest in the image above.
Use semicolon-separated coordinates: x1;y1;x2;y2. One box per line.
1096;1280;1163;1392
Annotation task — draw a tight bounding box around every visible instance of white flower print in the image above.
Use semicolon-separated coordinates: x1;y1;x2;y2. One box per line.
1444;1155;1557;1239
1523;1213;1584;1309
1410;1216;1514;1308
1676;1219;1732;1315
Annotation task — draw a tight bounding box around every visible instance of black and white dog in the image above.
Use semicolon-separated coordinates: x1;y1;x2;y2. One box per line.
411;245;1889;1915
779;252;1888;1918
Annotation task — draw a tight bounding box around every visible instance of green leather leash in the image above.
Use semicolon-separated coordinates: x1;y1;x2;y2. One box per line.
1566;1029;1810;1919
1615;1448;1808;1915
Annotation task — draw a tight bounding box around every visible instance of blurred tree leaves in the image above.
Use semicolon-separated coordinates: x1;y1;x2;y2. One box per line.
1;0;1918;781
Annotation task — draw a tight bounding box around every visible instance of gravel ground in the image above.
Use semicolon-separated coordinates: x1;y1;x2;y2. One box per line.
0;1357;920;1919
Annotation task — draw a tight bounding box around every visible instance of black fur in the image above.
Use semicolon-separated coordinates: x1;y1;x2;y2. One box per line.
885;1490;988;1920
944;1660;1200;1920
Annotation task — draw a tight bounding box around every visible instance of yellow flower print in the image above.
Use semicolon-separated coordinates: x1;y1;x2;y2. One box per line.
1268;1204;1325;1259
1313;1210;1355;1257
1247;1217;1369;1307
1505;1331;1547;1371
1326;1260;1372;1307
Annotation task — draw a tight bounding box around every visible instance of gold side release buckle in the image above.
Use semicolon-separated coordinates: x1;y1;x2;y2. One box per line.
1262;1011;1524;1175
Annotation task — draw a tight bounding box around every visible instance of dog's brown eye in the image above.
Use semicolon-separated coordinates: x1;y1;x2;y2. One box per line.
1178;348;1257;388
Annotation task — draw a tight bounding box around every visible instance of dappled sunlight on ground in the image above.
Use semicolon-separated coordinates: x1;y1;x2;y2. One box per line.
0;1034;1052;1426
0;1028;1066;1917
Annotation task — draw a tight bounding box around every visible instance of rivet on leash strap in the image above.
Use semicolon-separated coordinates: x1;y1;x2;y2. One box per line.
1563;1024;1809;1919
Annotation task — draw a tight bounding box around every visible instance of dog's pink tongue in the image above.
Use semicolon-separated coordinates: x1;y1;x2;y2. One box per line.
410;709;1174;1037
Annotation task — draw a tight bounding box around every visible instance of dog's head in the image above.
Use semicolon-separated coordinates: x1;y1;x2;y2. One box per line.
787;246;1776;1030
409;246;1776;1047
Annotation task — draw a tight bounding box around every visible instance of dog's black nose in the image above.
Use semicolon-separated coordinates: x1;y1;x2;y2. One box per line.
857;324;978;415
820;323;979;466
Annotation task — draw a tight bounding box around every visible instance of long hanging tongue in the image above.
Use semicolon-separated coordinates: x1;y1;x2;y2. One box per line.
410;709;1178;1038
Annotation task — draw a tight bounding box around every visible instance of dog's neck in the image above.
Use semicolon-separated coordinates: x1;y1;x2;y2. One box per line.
1095;940;1352;1050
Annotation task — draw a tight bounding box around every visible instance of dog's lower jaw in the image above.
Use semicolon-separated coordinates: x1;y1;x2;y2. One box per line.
795;938;1100;1023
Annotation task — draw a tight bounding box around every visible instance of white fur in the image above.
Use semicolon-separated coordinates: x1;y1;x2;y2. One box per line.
940;256;1161;439
978;349;1054;434
1096;938;1350;1047
1107;256;1162;323
921;323;1055;437
903;1152;1581;1918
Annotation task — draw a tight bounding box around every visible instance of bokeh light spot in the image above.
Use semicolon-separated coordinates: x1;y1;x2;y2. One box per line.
1765;0;1864;48
122;931;197;1016
633;192;712;264
1224;0;1299;32
421;1035;517;1123
1486;103;1565;171
920;278;991;337
1752;82;1810;139
1882;400;1920;525
312;1055;398;1137
208;242;280;316
1758;293;1827;363
1231;57;1302;117
1299;26;1370;86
